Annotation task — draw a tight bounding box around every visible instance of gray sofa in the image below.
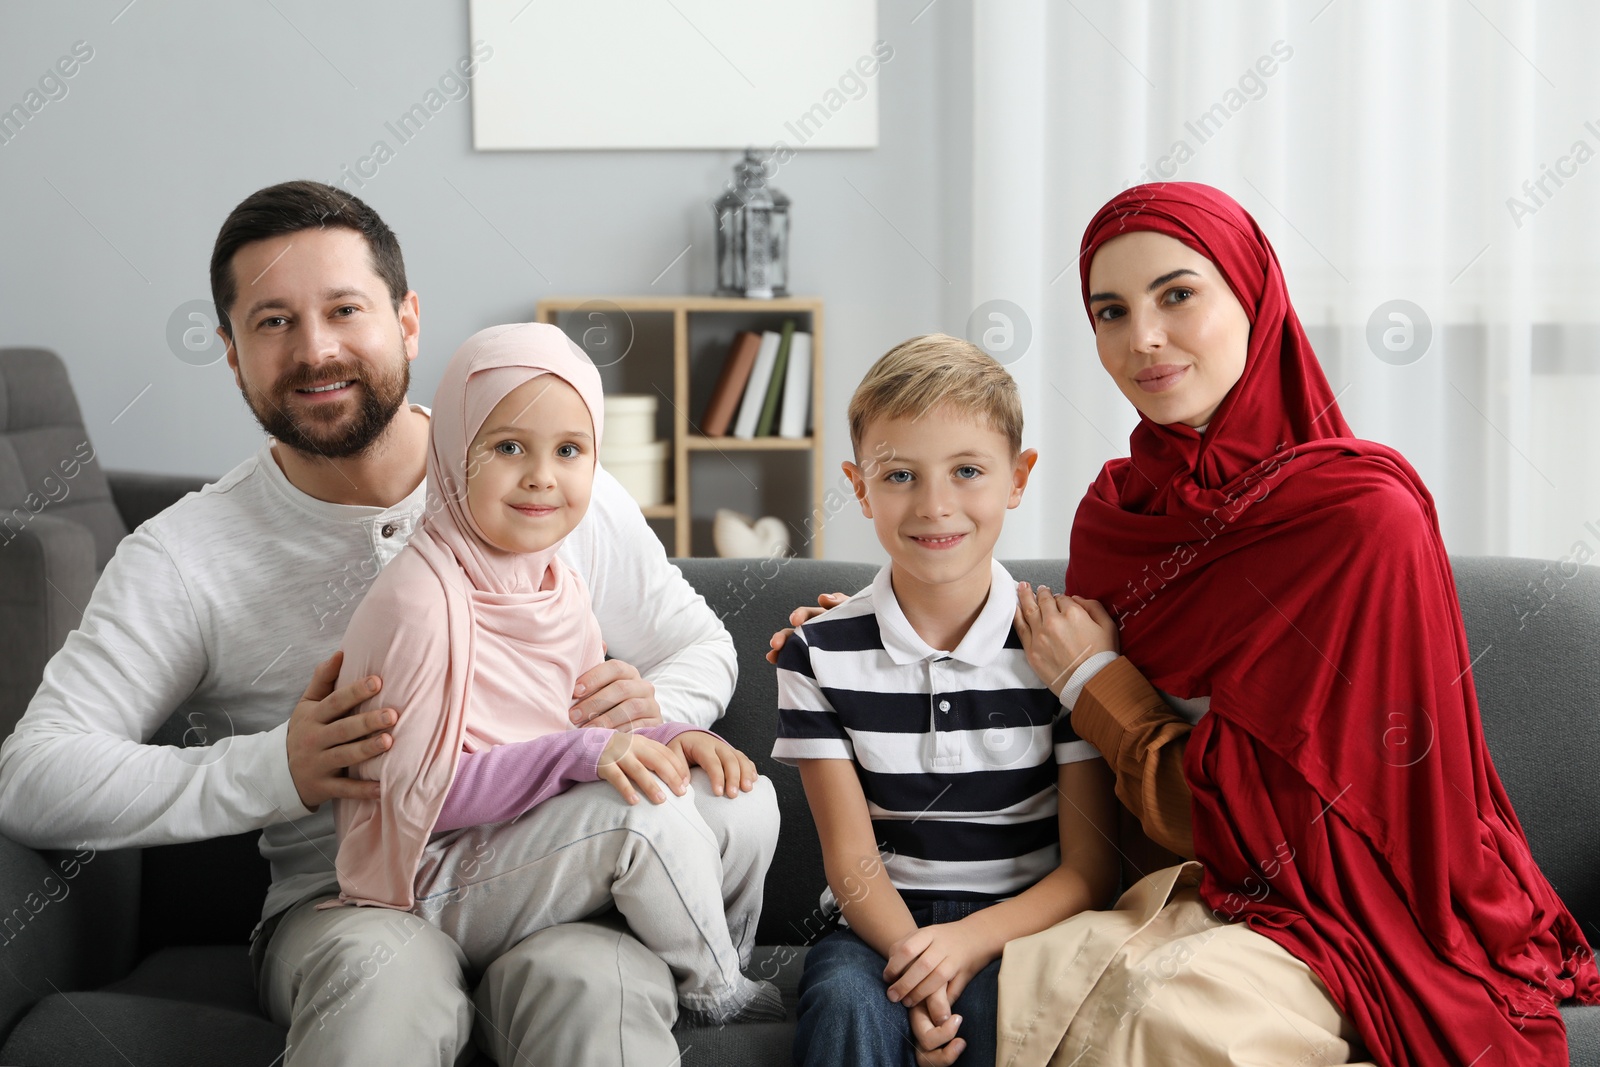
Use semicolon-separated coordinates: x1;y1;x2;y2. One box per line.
1;546;1598;1064
1;348;1597;1062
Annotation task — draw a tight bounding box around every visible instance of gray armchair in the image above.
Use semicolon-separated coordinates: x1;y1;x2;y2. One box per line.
0;346;208;735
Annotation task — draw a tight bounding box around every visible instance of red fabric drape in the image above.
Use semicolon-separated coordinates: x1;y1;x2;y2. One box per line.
1065;182;1597;1066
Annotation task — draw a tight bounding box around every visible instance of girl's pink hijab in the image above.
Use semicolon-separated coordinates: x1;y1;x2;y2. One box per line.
331;322;607;910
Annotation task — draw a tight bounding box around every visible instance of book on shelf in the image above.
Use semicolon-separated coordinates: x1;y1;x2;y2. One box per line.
731;330;782;439
778;330;811;439
754;320;795;437
699;330;761;437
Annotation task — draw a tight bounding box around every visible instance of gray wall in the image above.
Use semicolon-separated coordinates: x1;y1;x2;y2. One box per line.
0;0;976;564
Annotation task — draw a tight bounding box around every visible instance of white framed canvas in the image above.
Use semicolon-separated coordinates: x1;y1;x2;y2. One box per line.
469;0;882;150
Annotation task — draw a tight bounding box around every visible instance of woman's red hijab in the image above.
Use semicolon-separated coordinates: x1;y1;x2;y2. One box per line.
1066;182;1597;1066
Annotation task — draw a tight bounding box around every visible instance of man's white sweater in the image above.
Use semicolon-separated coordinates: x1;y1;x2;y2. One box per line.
0;410;737;920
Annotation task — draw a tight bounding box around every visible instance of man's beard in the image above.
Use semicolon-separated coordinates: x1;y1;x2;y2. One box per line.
240;350;411;460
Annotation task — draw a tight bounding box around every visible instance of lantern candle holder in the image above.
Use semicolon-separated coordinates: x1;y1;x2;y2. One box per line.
712;149;790;299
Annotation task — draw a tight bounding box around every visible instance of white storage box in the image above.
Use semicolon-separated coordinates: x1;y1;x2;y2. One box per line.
604;394;659;447
605;438;669;507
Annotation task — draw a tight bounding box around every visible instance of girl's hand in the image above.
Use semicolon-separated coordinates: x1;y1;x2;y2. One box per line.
597;731;689;805
908;999;966;1066
882;920;994;1010
1013;583;1120;698
669;731;758;798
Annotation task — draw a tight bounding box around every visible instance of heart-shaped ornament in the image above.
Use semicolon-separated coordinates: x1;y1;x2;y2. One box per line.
713;508;792;559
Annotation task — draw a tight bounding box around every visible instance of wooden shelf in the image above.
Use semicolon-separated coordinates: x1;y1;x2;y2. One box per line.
684;436;813;451
536;295;825;558
536;295;824;314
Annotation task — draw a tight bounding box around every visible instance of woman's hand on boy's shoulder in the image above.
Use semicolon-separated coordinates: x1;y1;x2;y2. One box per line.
668;731;758;798
1013;583;1121;698
764;592;849;665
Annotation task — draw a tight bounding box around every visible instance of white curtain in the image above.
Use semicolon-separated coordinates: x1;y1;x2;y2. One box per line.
978;0;1600;563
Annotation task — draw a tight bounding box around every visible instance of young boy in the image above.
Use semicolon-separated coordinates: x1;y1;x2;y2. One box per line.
773;335;1120;1067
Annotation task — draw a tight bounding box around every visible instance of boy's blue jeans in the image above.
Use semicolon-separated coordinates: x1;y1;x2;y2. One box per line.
792;898;1002;1067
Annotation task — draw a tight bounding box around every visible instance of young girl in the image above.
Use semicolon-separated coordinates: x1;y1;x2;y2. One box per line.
328;322;783;1026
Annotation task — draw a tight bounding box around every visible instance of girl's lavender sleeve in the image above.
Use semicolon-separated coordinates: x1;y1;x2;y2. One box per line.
433;722;717;832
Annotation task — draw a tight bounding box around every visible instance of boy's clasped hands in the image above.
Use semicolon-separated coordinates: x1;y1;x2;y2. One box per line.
885;917;1003;1066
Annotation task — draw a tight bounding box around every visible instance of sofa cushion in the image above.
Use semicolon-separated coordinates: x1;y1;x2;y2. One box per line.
1452;556;1600;934
0;991;288;1067
671;945;808;1066
0;348;127;571
1563;1005;1600;1066
136;715;274;954
2;943;808;1067
0;945;283;1066
100;945;261;1015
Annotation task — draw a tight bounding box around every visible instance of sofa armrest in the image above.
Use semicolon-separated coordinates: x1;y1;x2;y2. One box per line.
0;832;138;1043
105;470;209;533
0;514;97;739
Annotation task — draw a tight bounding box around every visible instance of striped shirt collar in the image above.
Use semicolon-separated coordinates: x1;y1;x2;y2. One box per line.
870;558;1016;668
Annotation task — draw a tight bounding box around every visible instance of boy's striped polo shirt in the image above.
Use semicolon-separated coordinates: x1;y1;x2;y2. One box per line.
772;559;1100;904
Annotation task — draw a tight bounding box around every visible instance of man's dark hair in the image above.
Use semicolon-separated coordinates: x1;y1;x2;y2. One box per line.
209;180;408;337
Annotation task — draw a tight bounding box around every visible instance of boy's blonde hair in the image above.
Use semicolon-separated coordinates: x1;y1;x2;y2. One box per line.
848;334;1023;457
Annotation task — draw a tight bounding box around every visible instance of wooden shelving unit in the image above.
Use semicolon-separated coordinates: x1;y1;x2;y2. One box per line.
536;295;825;558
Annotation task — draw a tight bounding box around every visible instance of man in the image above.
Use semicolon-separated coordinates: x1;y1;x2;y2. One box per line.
0;180;763;1065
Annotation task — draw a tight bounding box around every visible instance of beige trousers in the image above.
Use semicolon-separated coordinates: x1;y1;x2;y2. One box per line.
998;863;1374;1067
259;769;776;1065
259;900;679;1067
413;773;778;1017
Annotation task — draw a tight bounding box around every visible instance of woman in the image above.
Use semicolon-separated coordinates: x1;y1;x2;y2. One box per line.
1000;183;1598;1066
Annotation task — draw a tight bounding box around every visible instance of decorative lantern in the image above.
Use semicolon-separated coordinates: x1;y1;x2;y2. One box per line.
712;149;790;299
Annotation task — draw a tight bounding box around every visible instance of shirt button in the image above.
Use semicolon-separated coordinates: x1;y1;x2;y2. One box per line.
381;523;397;538
939;700;951;712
